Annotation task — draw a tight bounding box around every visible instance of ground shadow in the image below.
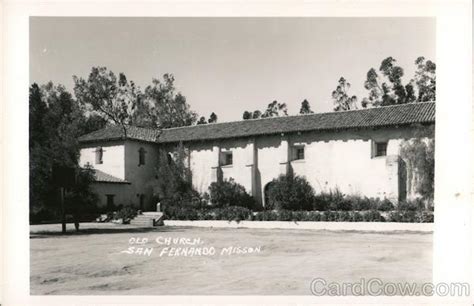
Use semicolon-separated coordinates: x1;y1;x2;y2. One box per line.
30;225;188;239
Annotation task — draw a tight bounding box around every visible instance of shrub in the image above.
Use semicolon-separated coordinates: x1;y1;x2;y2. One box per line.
347;195;374;211
213;206;252;222
164;206;199;220
266;173;315;211
419;211;434;223
363;210;384;222
352;211;364;222
398;199;425;211
306;211;321;221
253;211;279;221
313;190;345;211
207;178;257;209
115;207;138;223
278;209;294;221
386;210;433;223
377;199;395;211
336;211;352;222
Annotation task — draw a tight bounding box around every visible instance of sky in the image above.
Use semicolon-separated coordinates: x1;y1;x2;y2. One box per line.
30;17;436;122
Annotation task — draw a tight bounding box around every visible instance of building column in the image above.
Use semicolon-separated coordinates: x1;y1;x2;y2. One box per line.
245;139;257;198
210;145;222;183
386;155;400;204
279;134;290;175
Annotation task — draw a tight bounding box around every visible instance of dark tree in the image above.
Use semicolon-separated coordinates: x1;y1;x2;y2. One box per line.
197;116;207;125
73;67;140;135
414;56;436;102
143;74;197;128
332;77;358;111
242;111;252;120
29;82;98;226
299;99;314;114
80;113;108;134
252;110;262;119
362;57;418;107
208;112;218;123
261;100;288;118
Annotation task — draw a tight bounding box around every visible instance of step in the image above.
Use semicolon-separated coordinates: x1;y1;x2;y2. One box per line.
130;213;164;227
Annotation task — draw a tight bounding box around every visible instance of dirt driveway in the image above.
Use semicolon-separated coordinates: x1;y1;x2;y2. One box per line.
30;223;432;295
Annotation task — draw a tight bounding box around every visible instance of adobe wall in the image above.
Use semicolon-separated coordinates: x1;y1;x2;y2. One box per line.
79;141;125;180
91;183;132;208
167;125;431;206
80;140;159;210
124;141;160;210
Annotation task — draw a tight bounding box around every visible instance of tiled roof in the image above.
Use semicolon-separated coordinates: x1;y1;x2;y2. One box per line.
78;125;161;144
157;102;435;143
78;102;435;144
93;169;130;184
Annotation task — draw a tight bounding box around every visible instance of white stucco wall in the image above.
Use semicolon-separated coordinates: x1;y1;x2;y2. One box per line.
79;124;431;210
172;126;427;206
187;143;215;194
80;140;159;210
124;140;160;210
79;141;125;180
91;183;132;208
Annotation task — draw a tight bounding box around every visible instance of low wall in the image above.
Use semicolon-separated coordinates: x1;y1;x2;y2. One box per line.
164;220;433;232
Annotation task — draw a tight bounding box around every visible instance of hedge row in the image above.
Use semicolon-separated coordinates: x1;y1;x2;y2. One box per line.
164;206;434;223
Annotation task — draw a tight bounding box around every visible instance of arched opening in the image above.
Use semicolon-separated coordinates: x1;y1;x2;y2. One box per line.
263;182;275;209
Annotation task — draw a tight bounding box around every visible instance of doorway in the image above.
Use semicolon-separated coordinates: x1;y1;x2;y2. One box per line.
106;194;115;210
139;194;145;211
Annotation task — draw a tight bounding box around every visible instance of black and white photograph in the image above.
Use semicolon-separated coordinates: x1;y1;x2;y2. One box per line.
1;1;473;305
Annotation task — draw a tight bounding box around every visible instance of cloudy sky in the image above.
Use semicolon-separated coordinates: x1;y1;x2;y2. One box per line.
30;17;435;122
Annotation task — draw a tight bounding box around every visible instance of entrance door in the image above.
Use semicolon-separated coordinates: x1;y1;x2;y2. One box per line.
106;194;115;210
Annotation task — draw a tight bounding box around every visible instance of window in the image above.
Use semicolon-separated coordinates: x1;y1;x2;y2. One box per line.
138;147;146;166
95;147;103;164
374;141;388;157
222;152;233;166
295;147;305;160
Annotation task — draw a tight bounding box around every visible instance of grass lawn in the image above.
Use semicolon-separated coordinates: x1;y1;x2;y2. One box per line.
30;223;432;295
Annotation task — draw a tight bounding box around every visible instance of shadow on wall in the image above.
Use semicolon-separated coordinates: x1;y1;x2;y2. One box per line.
255;167;262;205
398;157;407;202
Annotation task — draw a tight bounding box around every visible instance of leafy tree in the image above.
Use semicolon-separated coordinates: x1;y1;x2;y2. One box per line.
266;173;315;211
197;116;207;125
143;74;197;128
66;165;99;230
332;77;358;111
73;67;140;136
29;82;98;224
80;113;108;134
252;110;262;119
261;100;288;118
299;99;314;114
242;111;252;120
208;112;218;123
362;57;417;107
243;109;265;120
205;178;257;209
414;56;436;102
